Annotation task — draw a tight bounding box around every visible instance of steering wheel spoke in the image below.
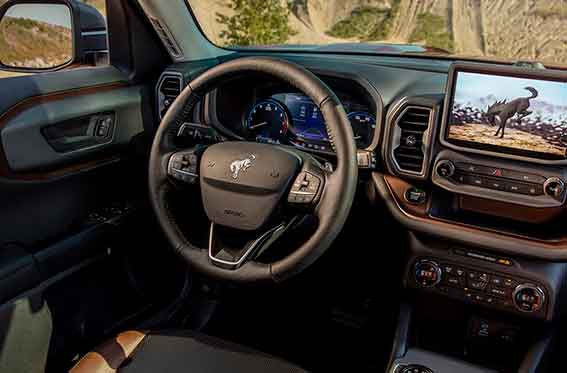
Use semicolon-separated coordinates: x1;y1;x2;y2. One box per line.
167;148;201;184
208;221;292;270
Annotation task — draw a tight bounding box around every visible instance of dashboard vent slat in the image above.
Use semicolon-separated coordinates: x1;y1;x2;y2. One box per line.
157;73;183;119
392;106;432;175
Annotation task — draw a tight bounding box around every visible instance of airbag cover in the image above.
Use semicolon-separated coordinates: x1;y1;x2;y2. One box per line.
200;142;300;230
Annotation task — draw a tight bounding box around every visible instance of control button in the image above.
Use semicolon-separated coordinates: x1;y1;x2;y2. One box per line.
168;151;200;184
484;177;506;191
453;172;466;183
469;280;488;291
502;169;547;184
288;172;321;204
357;151;376;168
487;287;508;298
513;284;545;313
444;276;463;287
357;152;370;167
455;162;495;176
467;271;488;282
474;294;485;302
414;260;442;288
95;116;113;137
490;276;505;287
436;160;455;178
526;184;544;196
465;175;484;187
504;278;515;287
404;187;427;205
544;177;565;200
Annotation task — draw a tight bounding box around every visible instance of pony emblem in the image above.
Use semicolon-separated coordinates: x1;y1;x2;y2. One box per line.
229;154;256;179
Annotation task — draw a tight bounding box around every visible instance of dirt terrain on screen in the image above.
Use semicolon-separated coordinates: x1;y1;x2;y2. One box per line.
192;0;567;65
449;123;567;156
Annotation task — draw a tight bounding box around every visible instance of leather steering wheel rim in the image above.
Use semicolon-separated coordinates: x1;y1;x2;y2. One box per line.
149;57;358;283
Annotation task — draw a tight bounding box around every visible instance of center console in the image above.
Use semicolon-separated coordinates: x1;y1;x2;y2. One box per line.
377;62;567;372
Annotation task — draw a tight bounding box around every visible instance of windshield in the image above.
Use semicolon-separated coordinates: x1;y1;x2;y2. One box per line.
186;0;567;67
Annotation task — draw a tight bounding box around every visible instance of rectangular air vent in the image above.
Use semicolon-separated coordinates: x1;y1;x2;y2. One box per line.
150;17;182;58
157;73;183;119
392;106;432;175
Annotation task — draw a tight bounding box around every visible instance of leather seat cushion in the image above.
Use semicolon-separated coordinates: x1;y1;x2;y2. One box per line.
70;329;307;373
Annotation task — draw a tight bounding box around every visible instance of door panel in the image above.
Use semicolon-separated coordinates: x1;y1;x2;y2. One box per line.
0;63;167;372
1;85;144;172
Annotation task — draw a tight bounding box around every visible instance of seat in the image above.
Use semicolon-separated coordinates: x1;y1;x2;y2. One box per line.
70;330;306;373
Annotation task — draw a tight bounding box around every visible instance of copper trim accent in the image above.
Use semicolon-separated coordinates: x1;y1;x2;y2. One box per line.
458;195;563;224
384;174;430;217
0;82;127;180
70;330;146;373
381;173;567;248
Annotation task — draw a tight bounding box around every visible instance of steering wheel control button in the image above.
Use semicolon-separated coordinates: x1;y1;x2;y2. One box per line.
356;150;377;169
169;151;199;183
398;364;433;373
414;260;442;288
513;284;545;313
435;160;455;178
288;172;321;204
404;187;427;205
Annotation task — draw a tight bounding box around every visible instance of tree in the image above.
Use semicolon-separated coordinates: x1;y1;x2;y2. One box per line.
217;0;296;46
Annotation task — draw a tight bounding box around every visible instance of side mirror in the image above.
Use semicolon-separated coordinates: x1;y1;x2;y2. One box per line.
0;0;108;73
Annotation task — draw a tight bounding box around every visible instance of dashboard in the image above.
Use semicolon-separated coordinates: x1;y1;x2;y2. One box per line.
155;54;567;370
157;54;567;297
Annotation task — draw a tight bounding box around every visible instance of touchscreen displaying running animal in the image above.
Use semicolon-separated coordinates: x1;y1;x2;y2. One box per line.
483;87;538;138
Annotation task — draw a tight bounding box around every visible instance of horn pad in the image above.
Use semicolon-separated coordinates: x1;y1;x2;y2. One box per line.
199;142;301;231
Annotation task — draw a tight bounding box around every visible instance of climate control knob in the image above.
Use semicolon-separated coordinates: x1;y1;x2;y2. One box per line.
513;284;545;313
436;160;455;178
414;260;442;288
543;177;565;200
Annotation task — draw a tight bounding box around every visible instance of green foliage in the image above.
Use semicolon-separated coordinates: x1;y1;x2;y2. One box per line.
409;12;453;52
327;7;390;40
217;0;296;46
326;0;401;41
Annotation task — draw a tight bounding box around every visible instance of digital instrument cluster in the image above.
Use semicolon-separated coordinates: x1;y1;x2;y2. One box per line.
245;93;376;153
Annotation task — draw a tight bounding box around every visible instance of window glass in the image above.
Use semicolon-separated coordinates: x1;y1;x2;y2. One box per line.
187;0;567;68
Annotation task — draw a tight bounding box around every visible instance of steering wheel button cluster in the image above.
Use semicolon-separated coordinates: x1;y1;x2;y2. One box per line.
168;151;199;184
289;172;321;204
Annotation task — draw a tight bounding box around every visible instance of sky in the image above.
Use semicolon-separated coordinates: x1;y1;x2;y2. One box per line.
5;4;72;28
454;71;567;108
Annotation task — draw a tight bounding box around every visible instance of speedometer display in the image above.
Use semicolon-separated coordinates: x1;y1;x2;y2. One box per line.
245;93;376;152
246;100;289;144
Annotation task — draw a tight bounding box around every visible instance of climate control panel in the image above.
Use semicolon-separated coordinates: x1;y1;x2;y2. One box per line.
409;258;547;317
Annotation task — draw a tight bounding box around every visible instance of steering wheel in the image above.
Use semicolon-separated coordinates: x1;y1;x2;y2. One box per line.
149;57;358;283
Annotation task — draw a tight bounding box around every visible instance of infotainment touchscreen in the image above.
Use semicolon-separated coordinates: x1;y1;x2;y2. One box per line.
445;67;567;160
